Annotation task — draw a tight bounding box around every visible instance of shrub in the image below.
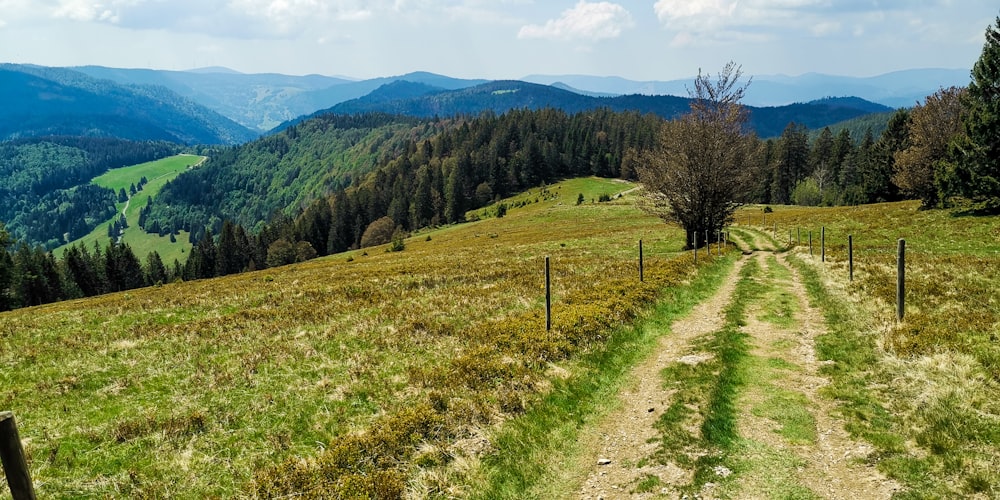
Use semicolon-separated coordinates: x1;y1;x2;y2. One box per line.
360;216;396;248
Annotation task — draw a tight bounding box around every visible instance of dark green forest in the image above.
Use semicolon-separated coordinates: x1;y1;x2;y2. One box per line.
0;137;179;248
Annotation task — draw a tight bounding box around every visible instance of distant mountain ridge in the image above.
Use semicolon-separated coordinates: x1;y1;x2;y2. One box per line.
0;64;256;144
522;68;970;108
292;79;892;138
61;65;962;134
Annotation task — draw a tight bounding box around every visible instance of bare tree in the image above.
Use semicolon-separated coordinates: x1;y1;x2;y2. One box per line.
638;62;760;249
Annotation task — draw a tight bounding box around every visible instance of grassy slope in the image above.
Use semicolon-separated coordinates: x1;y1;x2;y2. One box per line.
54;154;202;265
743;202;1000;497
1;177;687;498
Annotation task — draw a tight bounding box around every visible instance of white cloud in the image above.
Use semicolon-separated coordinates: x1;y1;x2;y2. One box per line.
518;1;633;41
811;21;840;37
653;0;737;23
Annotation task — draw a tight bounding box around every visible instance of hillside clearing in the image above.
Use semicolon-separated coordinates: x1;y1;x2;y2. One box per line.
54;154;202;264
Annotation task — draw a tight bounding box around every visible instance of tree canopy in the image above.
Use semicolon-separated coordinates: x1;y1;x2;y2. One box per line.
639;62;760;248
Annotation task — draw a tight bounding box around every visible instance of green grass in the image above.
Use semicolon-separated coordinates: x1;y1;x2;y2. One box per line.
468;253;737;499
2;177;705;498
54;154;202;264
763;200;1000;496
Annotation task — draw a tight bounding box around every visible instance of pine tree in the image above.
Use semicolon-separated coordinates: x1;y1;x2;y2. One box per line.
145;251;167;285
215;220;242;276
770;123;809;204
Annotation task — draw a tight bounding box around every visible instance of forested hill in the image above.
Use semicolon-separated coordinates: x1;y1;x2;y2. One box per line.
0;137;179;247
0;65;257;144
145;109;662;249
292;80;892;138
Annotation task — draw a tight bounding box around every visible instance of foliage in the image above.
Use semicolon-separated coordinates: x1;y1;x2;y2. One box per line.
951;16;1000;212
147;108;660;256
893;87;967;208
0;137;178;248
639;62;760;248
790;178;823;206
361;216;397;248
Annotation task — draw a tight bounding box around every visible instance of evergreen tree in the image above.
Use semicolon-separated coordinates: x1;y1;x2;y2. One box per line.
954;16;1000;211
864;109;910;203
105;242;144;292
145;251;167;285
770;122;810;204
64;243;106;296
215;220;243;276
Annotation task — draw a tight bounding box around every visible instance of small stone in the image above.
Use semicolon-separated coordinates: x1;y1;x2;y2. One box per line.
648;407;655;413
597;458;612;465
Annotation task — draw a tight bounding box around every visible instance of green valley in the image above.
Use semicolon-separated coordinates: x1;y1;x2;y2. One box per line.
54;154;205;266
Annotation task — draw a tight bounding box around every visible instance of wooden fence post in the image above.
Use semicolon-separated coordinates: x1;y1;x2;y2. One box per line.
545;256;551;331
821;226;826;263
693;232;698;265
1;411;36;500
638;239;644;283
848;235;854;282
797;227;801;246
897;239;905;322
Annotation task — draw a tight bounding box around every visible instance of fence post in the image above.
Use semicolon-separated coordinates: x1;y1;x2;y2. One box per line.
693;232;698;265
773;221;776;239
848;235;854;282
897;239;905;322
1;411;36;500
821;226;826;263
797;227;801;246
545;256;551;331
809;231;813;256
638;239;644;283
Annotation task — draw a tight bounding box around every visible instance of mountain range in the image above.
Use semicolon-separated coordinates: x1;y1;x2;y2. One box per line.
0;63;966;146
67;65;965;133
285;80;892;138
0;64;257;144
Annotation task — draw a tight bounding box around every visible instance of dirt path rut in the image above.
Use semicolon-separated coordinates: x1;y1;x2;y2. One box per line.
574;233;897;498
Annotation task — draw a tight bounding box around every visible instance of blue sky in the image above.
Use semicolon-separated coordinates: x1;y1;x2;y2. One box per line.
0;0;996;80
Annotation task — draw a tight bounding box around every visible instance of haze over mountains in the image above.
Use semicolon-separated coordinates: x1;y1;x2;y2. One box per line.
0;63;966;144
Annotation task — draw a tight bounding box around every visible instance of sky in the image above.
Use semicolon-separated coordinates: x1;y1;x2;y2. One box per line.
0;0;996;81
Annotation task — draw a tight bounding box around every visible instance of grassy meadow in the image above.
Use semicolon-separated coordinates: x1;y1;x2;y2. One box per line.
742;202;1000;497
54;154;202;265
4;179;999;497
1;177;712;498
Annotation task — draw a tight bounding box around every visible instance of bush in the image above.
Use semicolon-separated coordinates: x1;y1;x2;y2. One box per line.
360;216;396;248
389;228;406;252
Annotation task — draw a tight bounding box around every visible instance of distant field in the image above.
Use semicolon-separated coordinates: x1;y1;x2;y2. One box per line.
55;154;202;264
